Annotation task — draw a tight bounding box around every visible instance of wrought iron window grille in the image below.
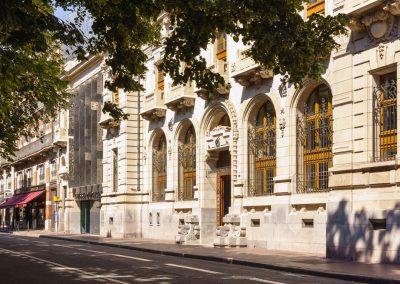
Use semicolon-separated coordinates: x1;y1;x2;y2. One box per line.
373;79;397;162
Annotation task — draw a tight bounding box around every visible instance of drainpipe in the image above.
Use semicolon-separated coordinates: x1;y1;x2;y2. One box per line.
137;78;142;238
137;78;141;192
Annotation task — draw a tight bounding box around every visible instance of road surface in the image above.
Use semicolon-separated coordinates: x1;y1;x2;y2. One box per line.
0;234;363;284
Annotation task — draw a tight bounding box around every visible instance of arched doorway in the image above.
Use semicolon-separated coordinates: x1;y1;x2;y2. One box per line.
205;112;232;226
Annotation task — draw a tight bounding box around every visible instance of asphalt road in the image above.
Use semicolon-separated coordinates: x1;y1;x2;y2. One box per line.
0;234;363;284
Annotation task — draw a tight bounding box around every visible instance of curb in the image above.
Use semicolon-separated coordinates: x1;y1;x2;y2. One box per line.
39;235;399;284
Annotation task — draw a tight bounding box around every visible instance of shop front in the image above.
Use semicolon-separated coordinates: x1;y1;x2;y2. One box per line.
0;189;45;230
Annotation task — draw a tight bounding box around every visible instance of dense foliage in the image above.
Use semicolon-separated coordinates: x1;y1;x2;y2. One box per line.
0;0;348;159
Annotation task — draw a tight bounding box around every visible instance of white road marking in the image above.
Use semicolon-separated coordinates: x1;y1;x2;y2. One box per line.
14;237;29;242
109;253;152;262
0;235;12;239
0;247;129;284
52;243;151;261
77;248;106;254
165;263;222;274
247;277;285;284
53;244;106;254
231;276;285;284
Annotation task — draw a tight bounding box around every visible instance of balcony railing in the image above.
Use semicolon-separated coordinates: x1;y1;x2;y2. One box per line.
53;128;68;147
140;91;166;121
15;184;46;195
230;48;273;86
13;133;53;161
165;84;195;111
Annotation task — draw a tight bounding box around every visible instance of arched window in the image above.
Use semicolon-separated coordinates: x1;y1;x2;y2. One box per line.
297;85;332;193
178;126;196;200
248;101;276;196
373;72;397;161
152;134;167;202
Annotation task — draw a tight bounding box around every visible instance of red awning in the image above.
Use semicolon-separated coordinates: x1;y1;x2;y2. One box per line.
0;190;45;209
0;194;27;209
16;190;45;207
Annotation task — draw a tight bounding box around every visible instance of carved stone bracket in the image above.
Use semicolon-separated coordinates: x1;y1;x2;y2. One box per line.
175;214;200;244
213;214;247;247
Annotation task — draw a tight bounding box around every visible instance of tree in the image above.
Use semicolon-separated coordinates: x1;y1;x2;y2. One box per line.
0;0;348;159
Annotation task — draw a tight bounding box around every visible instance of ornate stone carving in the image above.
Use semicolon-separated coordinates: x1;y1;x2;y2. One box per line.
377;42;387;61
279;109;286;138
206;126;231;151
279;82;287;97
168;118;174;131
175;214;200;244
383;0;400;16
349;1;400;42
214;214;247;247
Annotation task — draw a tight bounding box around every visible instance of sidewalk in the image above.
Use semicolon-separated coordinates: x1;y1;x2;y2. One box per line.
11;231;400;283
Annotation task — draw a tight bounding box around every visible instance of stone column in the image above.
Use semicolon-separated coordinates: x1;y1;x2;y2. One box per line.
11;166;15;195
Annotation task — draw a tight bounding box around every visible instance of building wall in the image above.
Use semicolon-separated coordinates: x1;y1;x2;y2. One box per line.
109;0;400;264
64;57;104;235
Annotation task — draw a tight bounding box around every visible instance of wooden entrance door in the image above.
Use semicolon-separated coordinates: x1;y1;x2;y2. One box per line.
216;174;231;226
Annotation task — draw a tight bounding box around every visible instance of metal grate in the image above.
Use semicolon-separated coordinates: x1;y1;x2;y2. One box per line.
297;86;332;193
248;102;276;196
178;127;196;201
152;136;167;202
373;77;397;161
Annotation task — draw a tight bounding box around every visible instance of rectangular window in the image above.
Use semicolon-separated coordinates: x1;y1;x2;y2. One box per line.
113;91;120;106
39;166;45;183
50;162;57;179
307;0;325;17
157;66;164;91
26;169;32;187
18;172;24;189
112;149;118;192
216;32;227;60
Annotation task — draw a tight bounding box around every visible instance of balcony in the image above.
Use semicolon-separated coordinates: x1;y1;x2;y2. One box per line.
230;49;273;86
59;165;68;176
194;61;230;100
165;84;195;111
140;91;166;121
99;108;120;129
13;133;53;162
206;126;231;152
345;0;382;16
53;128;68;147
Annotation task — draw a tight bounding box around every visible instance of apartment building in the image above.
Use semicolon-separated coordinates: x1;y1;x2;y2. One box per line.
0;111;67;231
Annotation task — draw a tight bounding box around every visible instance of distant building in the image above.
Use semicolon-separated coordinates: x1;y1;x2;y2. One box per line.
62;55;104;235
0;110;67;231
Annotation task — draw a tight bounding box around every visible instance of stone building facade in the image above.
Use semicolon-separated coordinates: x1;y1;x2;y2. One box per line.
0;110;68;231
2;0;400;265
62;55;104;235
100;0;400;264
99;69;143;238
